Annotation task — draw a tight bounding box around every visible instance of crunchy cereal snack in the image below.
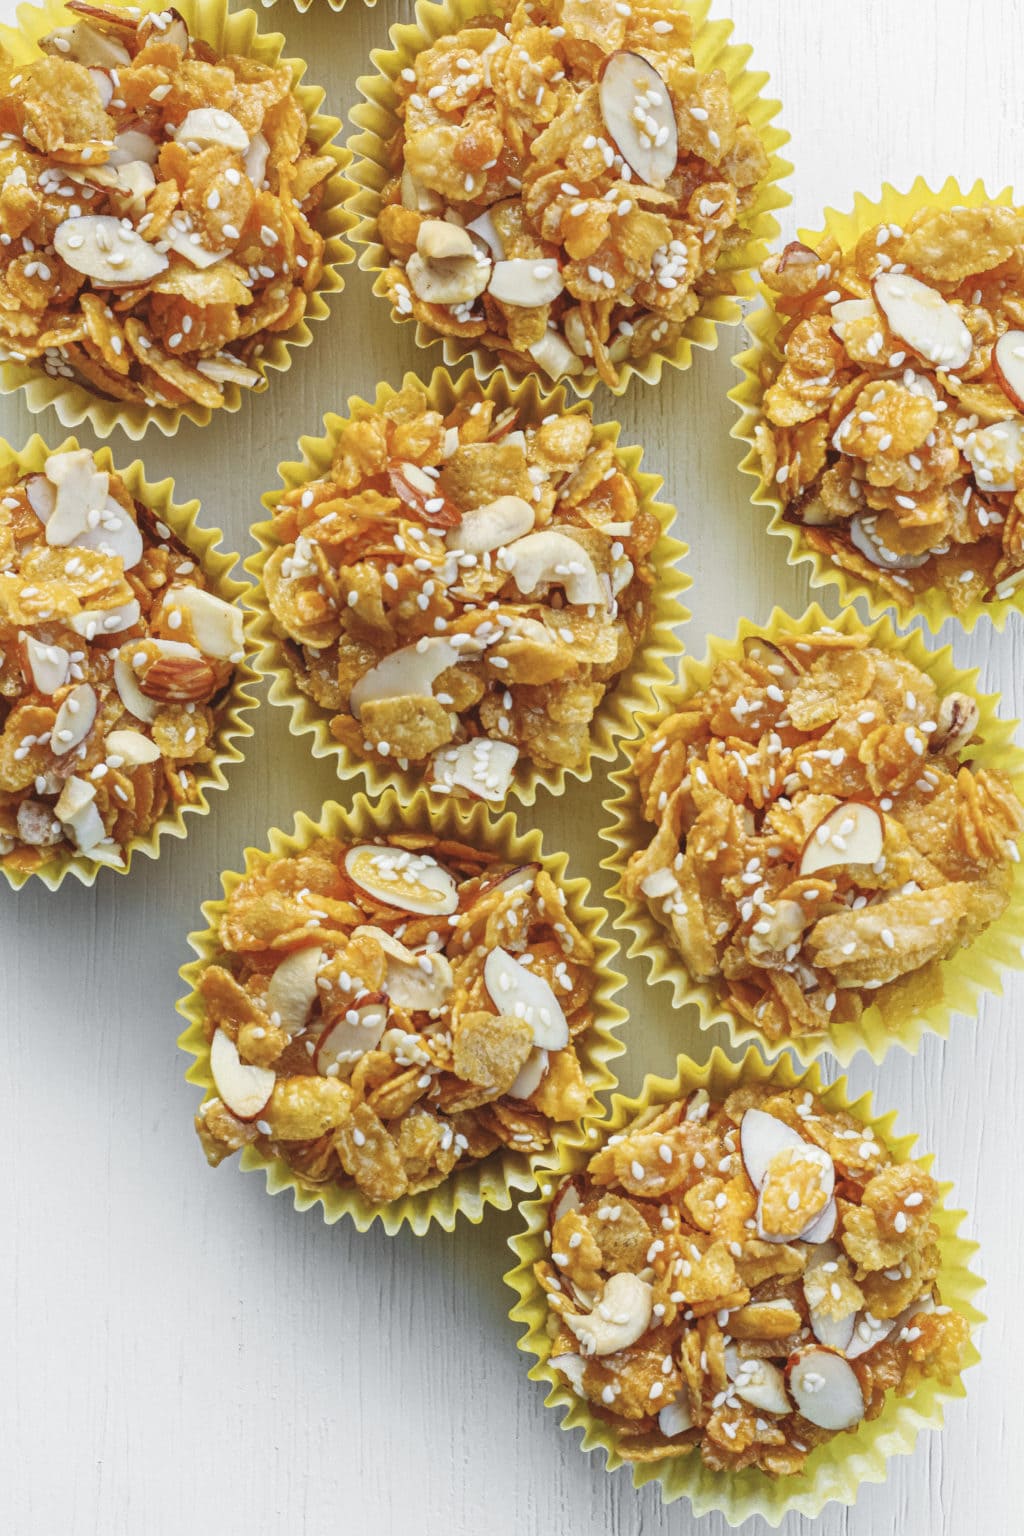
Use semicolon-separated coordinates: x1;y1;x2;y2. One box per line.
756;202;1024;611
537;1083;969;1477
258;376;661;798
623;626;1024;1042
193;831;599;1204
371;0;771;388
0;443;246;877
0;2;336;410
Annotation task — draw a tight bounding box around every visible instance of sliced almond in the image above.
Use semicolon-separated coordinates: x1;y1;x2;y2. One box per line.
69;597;141;641
353;926;453;1014
25;473;56;523
162;224;230;270
41;22;131;67
407;220;492;306
348;637;459;720
742;635;801;688
315;998;389;1075
730;1356;792;1416
195;354;262;389
72;496;144;569
416;220;477;262
785;1346;865;1431
21;635;70;695
168;585;245;662
108;128;159;168
963;417;1024;492
508;1047;549;1101
657;1392;694;1437
428;738;519;803
756;1142;834;1242
445;493;535;554
104;728;161;767
799;802;884;877
400;166;443;215
483;947;569;1050
550;1352;587;1395
501;529;603;606
174;108;249;154
549;1175;583;1232
265;947;323;1036
88;67;114;107
54;774;106;853
992;329;1024;411
528;329;584;380
209;1028;274;1122
803;1242;857;1351
465;206;506;258
598;51;678;188
54;216;169;287
114;638;202;723
873;272;972;370
739;1108;806;1190
344;843;459;916
829;296;877;341
51;682;97;755
844;1310;897;1361
488;257;564;307
799;1197;838;1245
42;448;108;546
849;512;932;571
244;133;269;188
477;863;539;905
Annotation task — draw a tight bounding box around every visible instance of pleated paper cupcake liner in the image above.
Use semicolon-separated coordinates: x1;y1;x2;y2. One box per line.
0;431;260;891
0;0;354;440
176;786;627;1234
601;600;1024;1067
730;176;1022;633
246;362;690;806
345;0;791;397
505;1044;984;1525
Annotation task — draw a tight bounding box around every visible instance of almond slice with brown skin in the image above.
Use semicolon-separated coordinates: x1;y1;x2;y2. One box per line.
598;51;678;189
993;329;1024;410
54;216;168;287
848;512;932;572
169;585;245;662
20;635;69;695
353;926;453;1013
799;802;884;877
786;1346;865;1431
209;1028;274;1122
548;1175;583;1233
344;844;459;916
873;272;972;370
739;1108;807;1190
742;635;801;688
315;997;389;1075
508;1046;548;1101
114;639;203;723
483;947;568;1049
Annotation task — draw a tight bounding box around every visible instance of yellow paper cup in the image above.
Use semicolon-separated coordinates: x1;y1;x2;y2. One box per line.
346;0;791;398
176;786;627;1234
0;0;354;440
246;362;690;805
601;600;1024;1067
0;432;260;891
730;176;1023;633
505;1045;984;1525
257;1;375;11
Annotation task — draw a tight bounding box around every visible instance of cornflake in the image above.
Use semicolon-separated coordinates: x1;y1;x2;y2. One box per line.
260;378;660;794
0;446;245;876
194;831;598;1204
0;2;335;409
623;628;1024;1042
538;1083;969;1475
375;0;771;387
757;204;1024;610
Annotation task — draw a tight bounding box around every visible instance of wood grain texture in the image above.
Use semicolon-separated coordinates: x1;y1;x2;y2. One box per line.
1;2;1022;1532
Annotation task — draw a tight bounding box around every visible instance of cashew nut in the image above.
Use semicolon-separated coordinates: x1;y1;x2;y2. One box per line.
406;220;493;306
563;1271;653;1357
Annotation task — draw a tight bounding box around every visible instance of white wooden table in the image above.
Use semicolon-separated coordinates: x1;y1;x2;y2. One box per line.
2;3;1022;1532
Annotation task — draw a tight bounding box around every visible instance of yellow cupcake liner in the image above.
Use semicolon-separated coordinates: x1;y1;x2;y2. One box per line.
730;176;1024;633
505;1044;984;1525
176;785;628;1234
0;0;354;440
601;599;1024;1067
0;432;260;892
257;1;375;11
345;0;792;398
246;362;690;806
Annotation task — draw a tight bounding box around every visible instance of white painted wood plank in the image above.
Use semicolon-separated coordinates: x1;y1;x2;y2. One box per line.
1;3;1022;1532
